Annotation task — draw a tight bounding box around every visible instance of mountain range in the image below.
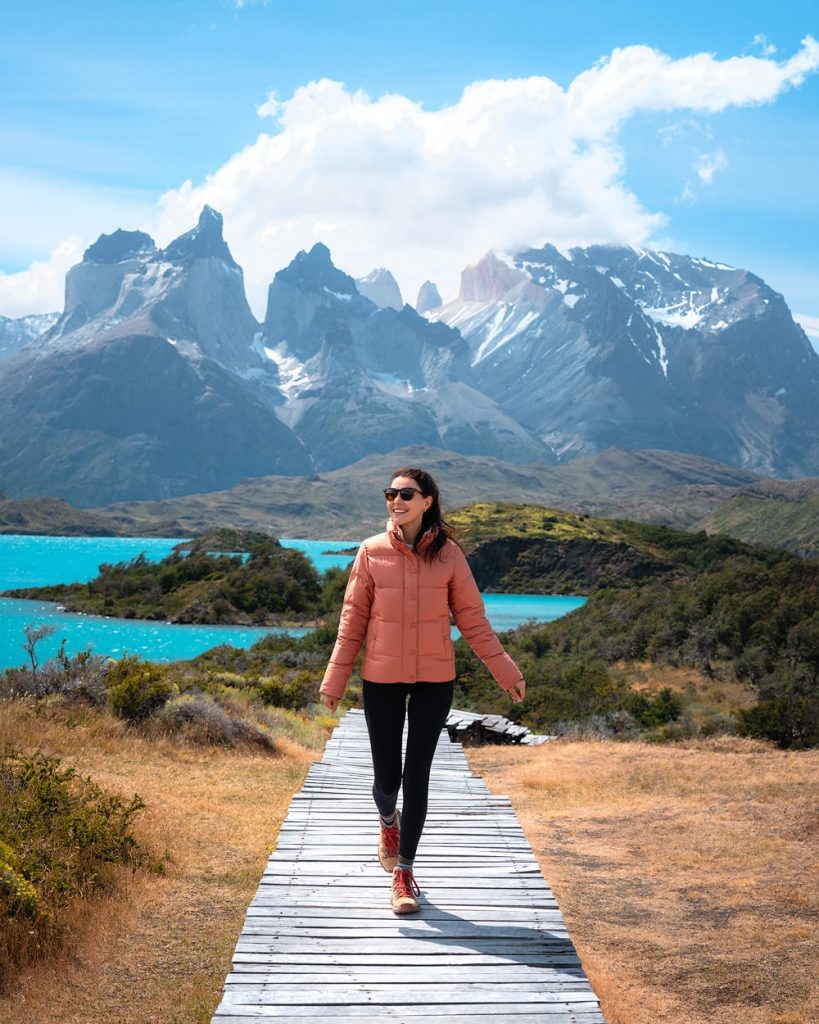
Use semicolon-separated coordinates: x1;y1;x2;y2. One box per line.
0;206;817;507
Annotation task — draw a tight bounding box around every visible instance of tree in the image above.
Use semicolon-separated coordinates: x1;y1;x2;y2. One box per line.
21;623;56;693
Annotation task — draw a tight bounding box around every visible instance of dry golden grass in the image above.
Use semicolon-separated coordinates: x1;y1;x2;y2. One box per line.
465;736;819;1024
0;699;319;1024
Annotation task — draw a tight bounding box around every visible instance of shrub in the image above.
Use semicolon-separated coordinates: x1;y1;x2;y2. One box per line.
736;696;819;750
0;748;154;990
0;840;38;917
626;687;683;728
147;693;275;750
106;655;175;722
253;671;320;711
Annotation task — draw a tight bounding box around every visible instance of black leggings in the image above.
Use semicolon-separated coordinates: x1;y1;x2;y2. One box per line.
362;680;454;862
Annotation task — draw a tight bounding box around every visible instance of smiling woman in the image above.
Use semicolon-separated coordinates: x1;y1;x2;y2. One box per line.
319;465;526;913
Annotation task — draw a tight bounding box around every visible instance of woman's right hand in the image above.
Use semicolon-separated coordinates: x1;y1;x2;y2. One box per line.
320;692;340;714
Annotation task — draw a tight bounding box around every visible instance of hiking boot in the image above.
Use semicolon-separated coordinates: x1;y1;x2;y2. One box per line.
378;808;401;872
391;866;421;914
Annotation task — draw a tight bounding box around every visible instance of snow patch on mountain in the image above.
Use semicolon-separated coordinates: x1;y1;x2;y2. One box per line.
263;342;310;399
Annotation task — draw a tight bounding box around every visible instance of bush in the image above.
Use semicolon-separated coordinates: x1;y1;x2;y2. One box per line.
253;671;320;711
148;693;275;750
736;696;819;750
0;748;154;990
626;687;683;728
106;655;175;723
1;645;111;707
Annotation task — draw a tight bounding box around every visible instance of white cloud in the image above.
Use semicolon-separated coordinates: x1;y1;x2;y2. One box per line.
2;36;818;319
696;148;729;185
794;312;819;341
753;34;778;58
0;237;84;318
566;35;819;137
0;167;154;316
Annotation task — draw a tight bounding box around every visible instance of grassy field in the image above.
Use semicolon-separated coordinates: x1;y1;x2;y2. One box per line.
2;701;816;1024
466;737;819;1024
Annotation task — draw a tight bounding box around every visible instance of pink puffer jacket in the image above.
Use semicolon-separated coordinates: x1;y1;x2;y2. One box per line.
319;523;524;700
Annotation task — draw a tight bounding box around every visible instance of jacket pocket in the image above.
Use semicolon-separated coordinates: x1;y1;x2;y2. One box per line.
442;618;452;655
366;623;378;652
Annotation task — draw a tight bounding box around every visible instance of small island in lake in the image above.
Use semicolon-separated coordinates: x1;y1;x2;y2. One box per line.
3;528;345;626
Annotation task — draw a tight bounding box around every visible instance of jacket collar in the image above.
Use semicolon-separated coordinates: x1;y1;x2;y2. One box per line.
387;520;437;556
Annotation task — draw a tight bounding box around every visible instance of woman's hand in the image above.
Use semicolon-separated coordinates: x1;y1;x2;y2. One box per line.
507;678;526;703
320;691;340;714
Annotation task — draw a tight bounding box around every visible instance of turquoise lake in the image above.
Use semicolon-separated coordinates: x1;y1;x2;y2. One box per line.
0;535;585;669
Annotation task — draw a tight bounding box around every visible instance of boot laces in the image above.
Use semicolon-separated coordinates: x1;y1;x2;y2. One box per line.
381;821;400;858
393;867;420;898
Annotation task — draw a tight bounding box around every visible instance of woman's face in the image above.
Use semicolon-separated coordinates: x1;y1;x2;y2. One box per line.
387;475;432;536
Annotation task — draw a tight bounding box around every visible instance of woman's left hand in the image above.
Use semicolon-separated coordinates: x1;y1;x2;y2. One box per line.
320;692;340;714
508;678;526;703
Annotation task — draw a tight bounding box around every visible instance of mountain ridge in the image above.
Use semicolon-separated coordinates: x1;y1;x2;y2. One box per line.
1;207;818;507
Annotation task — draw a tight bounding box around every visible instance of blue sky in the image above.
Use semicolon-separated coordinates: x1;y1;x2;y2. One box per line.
1;0;817;330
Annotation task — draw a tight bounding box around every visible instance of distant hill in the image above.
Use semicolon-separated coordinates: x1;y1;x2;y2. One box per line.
93;445;761;539
0;493;122;535
698;478;819;559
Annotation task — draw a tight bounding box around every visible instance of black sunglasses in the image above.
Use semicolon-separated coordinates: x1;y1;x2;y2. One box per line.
384;486;424;502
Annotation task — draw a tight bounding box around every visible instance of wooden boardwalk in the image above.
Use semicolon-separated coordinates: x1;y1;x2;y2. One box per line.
211;707;604;1023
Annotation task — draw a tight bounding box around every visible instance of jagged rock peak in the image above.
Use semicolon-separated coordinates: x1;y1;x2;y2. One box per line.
161;206;239;268
274;242;358;296
356;268;403;310
416;281;442;314
459;252;527;303
83;229;156;265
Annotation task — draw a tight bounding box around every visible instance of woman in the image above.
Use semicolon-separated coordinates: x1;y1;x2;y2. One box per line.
319;467;526;914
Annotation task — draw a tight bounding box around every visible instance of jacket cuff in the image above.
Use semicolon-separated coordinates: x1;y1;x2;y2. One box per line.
320;681;346;700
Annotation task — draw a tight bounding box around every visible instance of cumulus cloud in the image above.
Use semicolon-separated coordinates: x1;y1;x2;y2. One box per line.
0;237;84;318
2;36;817;318
148;36;818;313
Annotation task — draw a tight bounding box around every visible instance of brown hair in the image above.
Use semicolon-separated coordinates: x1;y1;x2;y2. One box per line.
391;467;463;562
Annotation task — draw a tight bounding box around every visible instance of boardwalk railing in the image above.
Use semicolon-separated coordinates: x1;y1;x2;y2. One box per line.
211;707;604;1023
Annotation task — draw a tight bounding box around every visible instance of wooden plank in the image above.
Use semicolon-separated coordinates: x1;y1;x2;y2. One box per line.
243;905;568;922
237;922;569;939
215;1012;605;1023
224;967;584;984
230;952;579;967
218;986;600;1004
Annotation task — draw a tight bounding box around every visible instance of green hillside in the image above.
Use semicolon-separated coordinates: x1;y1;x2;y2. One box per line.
446;504;817;748
699;478;819;559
